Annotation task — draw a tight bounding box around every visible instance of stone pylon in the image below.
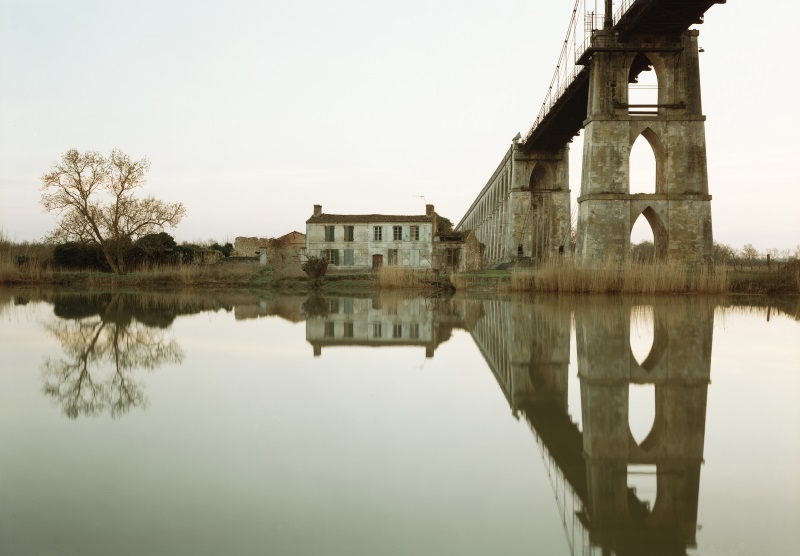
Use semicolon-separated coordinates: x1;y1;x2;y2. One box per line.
509;144;572;262
576;29;713;266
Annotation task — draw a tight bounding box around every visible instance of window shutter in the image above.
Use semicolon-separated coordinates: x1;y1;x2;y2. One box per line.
334;250;340;265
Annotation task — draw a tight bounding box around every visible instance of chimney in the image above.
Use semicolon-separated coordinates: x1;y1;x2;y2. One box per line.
313;204;322;217
425;204;434;216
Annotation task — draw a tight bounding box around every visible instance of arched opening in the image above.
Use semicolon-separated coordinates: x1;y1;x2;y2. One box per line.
628;52;658;115
629;132;657;195
529;164;548;190
630;214;655;261
630;207;667;262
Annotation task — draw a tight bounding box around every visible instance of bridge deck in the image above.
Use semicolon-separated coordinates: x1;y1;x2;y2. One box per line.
521;0;725;153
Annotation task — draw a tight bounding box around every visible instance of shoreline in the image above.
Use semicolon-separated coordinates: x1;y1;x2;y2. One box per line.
1;264;797;296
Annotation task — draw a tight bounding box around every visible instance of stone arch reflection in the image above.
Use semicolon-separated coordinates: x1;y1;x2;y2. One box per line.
467;295;713;555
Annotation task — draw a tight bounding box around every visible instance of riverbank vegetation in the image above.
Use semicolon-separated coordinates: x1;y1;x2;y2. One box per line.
509;260;729;294
2;233;798;295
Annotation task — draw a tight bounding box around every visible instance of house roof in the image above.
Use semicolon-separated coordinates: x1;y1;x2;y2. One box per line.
276;231;306;240
306;214;434;224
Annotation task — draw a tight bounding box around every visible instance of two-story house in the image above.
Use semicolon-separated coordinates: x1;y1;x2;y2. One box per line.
305;204;437;269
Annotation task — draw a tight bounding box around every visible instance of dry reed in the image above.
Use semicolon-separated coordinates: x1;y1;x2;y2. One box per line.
449;273;470;291
511;259;729;294
377;266;429;289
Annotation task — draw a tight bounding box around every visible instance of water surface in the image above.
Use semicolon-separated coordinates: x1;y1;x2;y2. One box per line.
1;290;798;555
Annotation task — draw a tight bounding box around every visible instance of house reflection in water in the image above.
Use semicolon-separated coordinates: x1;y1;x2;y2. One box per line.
472;296;712;556
305;295;473;358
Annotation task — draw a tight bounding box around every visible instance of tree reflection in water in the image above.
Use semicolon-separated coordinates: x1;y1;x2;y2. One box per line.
41;293;184;419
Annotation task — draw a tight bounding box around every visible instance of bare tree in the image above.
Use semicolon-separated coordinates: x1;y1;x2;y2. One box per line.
41;149;186;274
712;242;737;266
741;243;760;269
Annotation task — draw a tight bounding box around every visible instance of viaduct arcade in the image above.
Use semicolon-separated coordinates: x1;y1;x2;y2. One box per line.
455;0;725;267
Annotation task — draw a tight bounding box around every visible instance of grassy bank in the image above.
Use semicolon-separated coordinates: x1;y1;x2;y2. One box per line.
0;259;443;295
1;256;797;296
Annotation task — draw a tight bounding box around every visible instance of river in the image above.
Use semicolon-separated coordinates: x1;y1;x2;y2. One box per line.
1;289;798;556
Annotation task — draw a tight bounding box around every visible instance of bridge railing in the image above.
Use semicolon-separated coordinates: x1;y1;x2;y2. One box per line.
523;1;641;145
523;0;599;144
613;0;637;24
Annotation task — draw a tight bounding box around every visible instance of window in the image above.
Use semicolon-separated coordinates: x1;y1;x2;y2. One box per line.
373;323;382;338
344;322;354;338
410;324;419;339
393;226;402;241
410;225;419;241
344;298;353;314
322;249;339;265
373;226;382;241
345;225;354;242
393;324;402;338
324;322;335;337
388;249;398;266
324;225;335;241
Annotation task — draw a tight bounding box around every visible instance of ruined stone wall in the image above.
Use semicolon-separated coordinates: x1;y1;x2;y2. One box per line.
233;237;269;257
462;232;484;271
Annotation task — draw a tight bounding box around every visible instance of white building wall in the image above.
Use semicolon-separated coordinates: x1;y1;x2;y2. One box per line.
306;222;434;269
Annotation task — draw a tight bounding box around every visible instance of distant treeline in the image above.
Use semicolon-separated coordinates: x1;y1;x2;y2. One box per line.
48;233;233;272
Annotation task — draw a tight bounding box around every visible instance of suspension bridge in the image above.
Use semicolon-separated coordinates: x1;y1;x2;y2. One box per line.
455;0;726;267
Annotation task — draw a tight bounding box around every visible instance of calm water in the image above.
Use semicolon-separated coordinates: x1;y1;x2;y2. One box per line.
0;289;798;556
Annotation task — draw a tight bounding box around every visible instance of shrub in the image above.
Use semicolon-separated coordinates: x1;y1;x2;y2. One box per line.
133;232;178;266
302;256;328;287
53;242;110;271
209;242;234;257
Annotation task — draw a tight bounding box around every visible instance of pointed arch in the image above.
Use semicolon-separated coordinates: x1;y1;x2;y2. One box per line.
629;127;666;194
631;206;668;261
628;52;660;114
529;163;551;190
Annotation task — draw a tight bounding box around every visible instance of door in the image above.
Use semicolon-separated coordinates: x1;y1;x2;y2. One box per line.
372;254;383;269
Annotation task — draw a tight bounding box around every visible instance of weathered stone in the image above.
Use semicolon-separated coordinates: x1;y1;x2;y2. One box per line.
456;142;571;265
576;30;713;266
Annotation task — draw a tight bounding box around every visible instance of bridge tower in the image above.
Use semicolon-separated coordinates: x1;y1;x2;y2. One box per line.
509;142;572;262
456;140;571;265
576;26;713;266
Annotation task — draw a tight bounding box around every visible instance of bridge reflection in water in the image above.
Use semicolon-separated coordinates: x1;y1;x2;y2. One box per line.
307;295;712;556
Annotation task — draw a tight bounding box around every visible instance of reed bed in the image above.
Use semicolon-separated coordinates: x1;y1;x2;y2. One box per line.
0;257;261;288
449;273;469;291
377;266;432;289
510;259;729;294
0;254;56;285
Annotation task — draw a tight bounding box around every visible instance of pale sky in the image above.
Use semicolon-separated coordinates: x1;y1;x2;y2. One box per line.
1;0;798;252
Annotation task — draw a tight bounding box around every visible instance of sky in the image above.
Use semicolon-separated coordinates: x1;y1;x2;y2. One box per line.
1;0;798;252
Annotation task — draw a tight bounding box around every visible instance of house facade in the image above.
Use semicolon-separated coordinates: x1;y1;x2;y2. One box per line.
305;204;437;269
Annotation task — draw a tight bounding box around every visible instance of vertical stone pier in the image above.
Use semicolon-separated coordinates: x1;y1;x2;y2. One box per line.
576;29;713;266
